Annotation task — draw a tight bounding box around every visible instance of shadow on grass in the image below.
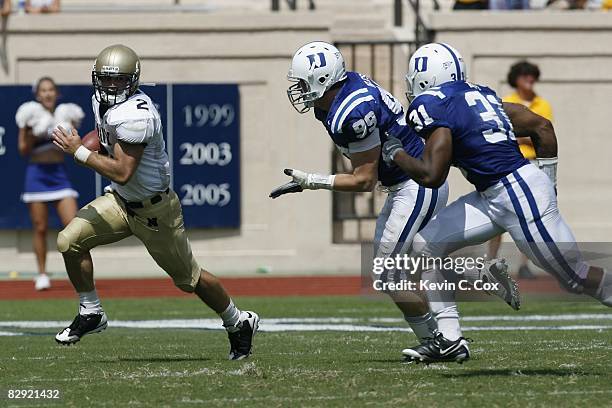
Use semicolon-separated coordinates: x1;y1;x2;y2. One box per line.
367;359;410;364
440;368;599;378
98;356;211;363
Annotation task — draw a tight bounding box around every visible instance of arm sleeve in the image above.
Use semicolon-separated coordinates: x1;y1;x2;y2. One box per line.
347;129;381;154
407;94;452;137
338;102;382;154
116;119;151;145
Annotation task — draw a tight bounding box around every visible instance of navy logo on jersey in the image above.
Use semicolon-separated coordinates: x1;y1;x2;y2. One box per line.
307;53;327;69
414;57;428;72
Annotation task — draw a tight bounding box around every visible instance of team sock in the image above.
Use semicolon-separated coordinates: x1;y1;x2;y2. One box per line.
220;299;241;332
404;312;438;344
78;290;102;315
420;267;463;340
436;305;462;341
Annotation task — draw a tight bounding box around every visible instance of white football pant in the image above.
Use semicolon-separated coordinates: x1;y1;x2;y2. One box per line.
413;163;592;339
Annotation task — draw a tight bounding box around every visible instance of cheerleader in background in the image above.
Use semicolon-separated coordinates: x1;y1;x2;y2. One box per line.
16;77;83;290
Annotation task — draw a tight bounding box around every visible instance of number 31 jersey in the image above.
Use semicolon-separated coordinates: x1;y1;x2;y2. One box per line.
92;90;171;201
408;81;528;191
314;72;424;187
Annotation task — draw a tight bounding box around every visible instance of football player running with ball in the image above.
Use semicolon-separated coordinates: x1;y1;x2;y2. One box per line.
272;41;519;354
382;43;612;363
52;44;259;360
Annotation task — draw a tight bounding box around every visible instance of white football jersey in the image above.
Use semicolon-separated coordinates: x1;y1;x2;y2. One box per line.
92;90;170;201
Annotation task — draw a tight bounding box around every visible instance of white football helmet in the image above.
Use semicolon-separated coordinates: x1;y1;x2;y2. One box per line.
287;41;346;113
405;43;467;102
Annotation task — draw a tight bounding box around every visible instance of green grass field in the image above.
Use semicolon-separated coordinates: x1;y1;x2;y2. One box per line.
1;296;611;407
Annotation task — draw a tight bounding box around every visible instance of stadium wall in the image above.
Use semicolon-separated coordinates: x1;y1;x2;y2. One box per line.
0;11;610;278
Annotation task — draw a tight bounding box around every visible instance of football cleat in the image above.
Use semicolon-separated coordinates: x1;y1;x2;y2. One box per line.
227;311;260;361
481;259;521;311
402;331;471;364
55;312;107;345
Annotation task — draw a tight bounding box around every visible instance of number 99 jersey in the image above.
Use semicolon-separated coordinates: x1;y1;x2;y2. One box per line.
408;81;529;191
314;72;424;187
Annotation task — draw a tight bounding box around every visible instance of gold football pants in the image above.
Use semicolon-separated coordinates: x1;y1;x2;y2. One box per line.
57;189;201;292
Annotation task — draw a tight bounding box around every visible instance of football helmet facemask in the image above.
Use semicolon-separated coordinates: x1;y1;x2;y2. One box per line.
92;44;140;106
287;41;346;113
405;43;467;102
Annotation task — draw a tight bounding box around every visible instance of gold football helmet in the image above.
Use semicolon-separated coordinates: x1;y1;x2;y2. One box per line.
92;44;140;105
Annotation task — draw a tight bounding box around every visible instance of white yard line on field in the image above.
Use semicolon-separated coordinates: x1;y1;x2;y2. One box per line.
0;330;23;336
1;313;611;328
0;314;611;335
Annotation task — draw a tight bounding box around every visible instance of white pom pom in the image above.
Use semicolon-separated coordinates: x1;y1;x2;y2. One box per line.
15;101;44;128
55;103;85;127
31;111;55;138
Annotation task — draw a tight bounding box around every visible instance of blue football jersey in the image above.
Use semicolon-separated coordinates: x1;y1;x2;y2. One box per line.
407;81;529;191
314;72;424;187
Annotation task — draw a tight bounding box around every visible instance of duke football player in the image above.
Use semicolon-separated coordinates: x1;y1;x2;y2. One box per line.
52;44;259;360
382;43;612;363
272;41;519;354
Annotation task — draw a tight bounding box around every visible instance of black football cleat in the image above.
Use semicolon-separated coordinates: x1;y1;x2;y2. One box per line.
480;259;521;311
227;311;260;360
402;331;471;364
55;312;108;345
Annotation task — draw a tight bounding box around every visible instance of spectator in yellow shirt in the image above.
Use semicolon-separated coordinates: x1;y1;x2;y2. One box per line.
504;61;553;159
488;61;554;279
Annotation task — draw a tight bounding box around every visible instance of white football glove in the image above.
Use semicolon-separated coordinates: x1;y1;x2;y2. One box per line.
535;157;558;188
269;168;335;199
284;168;335;190
382;136;404;165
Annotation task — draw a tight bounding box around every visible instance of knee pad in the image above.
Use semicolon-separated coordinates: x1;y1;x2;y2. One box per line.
56;223;86;255
57;229;76;254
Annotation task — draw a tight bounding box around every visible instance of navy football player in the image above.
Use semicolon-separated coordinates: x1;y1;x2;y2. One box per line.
272;41;520;355
52;44;259;360
382;43;612;363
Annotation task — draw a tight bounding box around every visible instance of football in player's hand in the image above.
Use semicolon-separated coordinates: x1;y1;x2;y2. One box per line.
81;129;100;152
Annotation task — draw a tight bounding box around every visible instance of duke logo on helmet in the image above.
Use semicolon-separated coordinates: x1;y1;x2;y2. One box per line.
306;53;327;69
287;41;347;113
405;43;467;102
414;57;428;72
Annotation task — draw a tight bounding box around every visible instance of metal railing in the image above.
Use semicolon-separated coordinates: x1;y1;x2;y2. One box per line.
331;40;418;244
271;0;316;11
393;0;436;46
